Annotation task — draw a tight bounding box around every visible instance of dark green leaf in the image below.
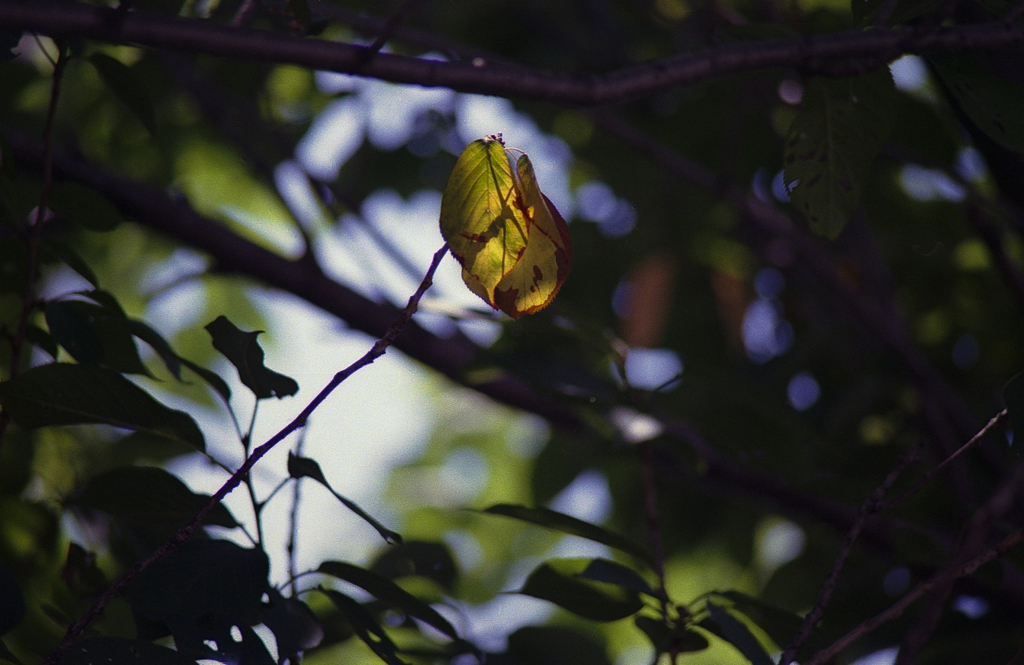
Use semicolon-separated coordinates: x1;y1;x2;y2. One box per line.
370;540;458;590
634;616;710;654
577;558;654;595
784;69;895;238
0;565;25;634
714;590;803;649
0;364;205;450
61;543;106;597
289;453;401;543
206;315;298;399
507;626;613;665
0;640;25;665
317;560;458;639
704;601;774;665
88;52;157;135
127;540;269;624
480;504;653;565
45;300;150;375
126;317;230;399
519;557;644;621
23;323;59;360
47;181;122;232
44;300;103;366
1004;372;1024;448
44;239;100;287
0;32;18;62
318;589;410;665
72;466;236;529
58;637;194;665
931;53;1024;155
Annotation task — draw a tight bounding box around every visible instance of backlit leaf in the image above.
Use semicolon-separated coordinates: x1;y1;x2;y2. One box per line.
784;70;895;238
491;155;572;318
440;136;571;318
48;181;122;232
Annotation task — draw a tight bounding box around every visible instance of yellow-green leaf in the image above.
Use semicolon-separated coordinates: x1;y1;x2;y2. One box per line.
440;136;527;302
440;136;572;318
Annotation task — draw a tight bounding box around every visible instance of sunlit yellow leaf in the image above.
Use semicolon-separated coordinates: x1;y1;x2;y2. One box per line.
439;135;527;302
492;155;572;318
439;135;572;319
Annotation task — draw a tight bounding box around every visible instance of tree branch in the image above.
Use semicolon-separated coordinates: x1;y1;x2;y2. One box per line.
2;1;1024;105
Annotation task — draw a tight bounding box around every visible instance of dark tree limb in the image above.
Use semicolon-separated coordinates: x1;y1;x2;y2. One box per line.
2;1;1024;105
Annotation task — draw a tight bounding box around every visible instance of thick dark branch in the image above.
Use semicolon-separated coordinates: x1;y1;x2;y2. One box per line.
2;1;1024;104
3;130;577;430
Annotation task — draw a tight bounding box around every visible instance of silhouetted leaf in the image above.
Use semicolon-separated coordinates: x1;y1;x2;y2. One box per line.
576;558;654;595
48;181;121;232
260;589;323;659
205;315;298;399
370;540;458;590
519;557;644;621
289;453;401;543
318;560;457;639
44;239;100;287
634;615;709;654
318;589;410;665
126;319;231;401
0;363;205;450
127;540;269;625
88;52;157;135
0;565;25;634
931;53;1024;154
58;637;194;665
507;626;613;665
714;590;802;649
481;504;652;565
704;601;774;665
0;640;25;665
72;466;236;529
45;299;150;375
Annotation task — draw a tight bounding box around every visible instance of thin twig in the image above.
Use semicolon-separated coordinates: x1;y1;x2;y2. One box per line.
287;427;308;597
881;409;1008;512
41;243;450;665
640;441;669;608
779;443;921;665
803;525;1024;665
